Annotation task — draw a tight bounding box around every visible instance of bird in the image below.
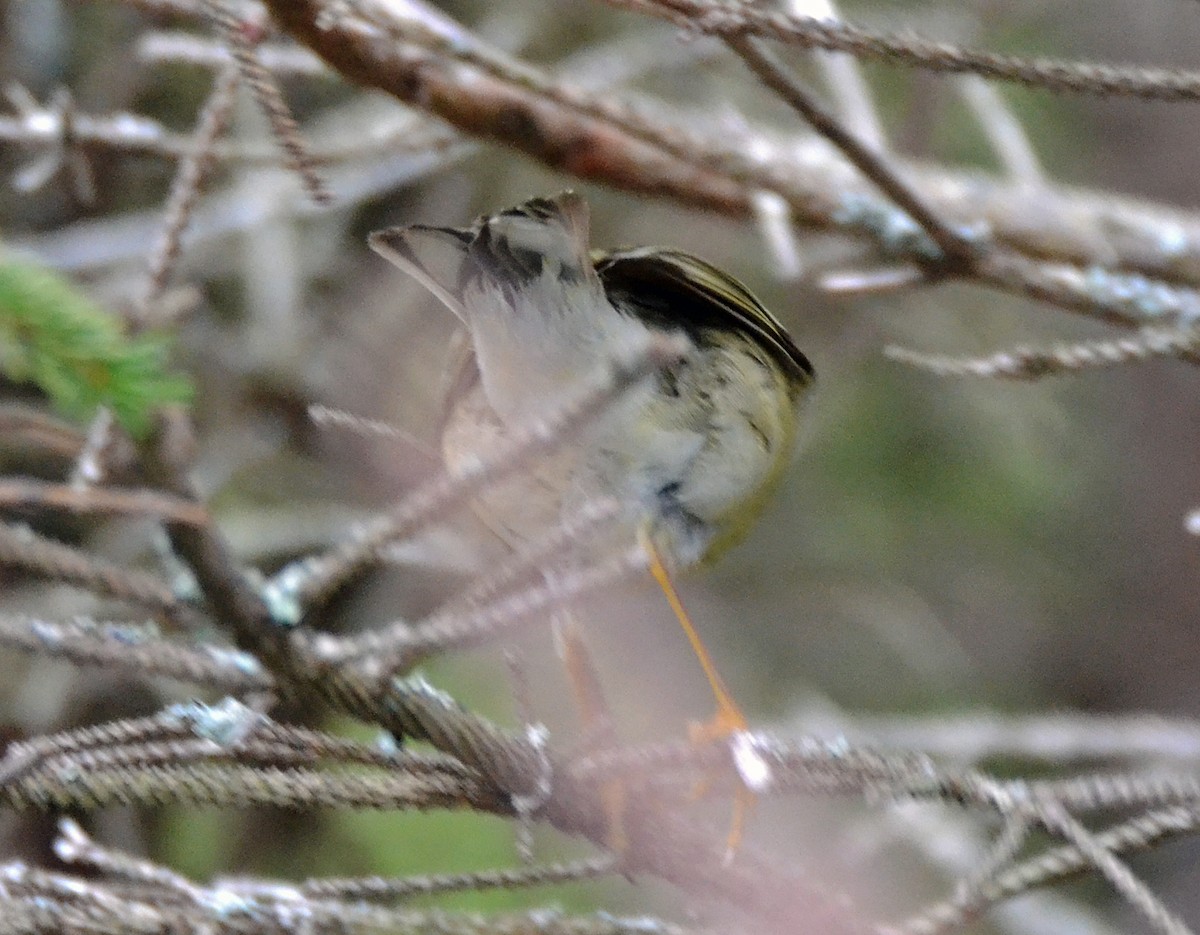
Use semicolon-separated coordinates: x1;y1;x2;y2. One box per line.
369;191;814;848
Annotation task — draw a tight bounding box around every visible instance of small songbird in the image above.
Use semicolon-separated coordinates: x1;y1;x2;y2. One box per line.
369;192;814;789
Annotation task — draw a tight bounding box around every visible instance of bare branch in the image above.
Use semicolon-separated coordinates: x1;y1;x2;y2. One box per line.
137;64;241;318
201;0;332;204
0;615;270;692
0;477;209;525
724;34;978;270
886;325;1200;380
0;521;195;619
611;0;1200;102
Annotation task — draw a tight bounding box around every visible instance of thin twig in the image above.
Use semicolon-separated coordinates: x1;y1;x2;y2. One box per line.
202;0;332;205
613;0;1200;103
301;855;618;901
1032;800;1192;935
0;615;269;692
0;477;210;525
434;498;622;617
0;521;194;619
266;334;686;621
850;710;1200;763
725;34;978;270
324;543;650;680
137;63;240;319
957;75;1045;187
886;324;1200;379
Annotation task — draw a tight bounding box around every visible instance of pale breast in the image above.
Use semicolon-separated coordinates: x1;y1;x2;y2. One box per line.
441;380;588;552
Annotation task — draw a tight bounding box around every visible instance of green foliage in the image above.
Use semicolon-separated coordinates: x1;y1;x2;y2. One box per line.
0;260;192;437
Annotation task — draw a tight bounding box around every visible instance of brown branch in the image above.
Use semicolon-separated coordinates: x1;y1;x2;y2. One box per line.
137;63;240;317
0;615;269;692
253;0;1200;362
321;675;872;935
201;0;332;204
138;410;283;660
0;477;209;525
260;0;751;213
0;521;193;619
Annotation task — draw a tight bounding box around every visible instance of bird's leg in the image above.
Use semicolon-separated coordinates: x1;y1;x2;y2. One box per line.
638;527;754;854
553;609;627;851
639;527;748;736
555;610;615;737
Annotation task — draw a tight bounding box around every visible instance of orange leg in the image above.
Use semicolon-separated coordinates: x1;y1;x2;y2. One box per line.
638;528;754;855
554;611;627;851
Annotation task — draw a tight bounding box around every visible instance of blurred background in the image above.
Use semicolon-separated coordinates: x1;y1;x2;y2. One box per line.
2;0;1200;930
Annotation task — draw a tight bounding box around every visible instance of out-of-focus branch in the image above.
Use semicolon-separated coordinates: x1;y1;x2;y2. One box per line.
609;0;1200;102
255;0;1200;355
724;34;978;270
717;31;1200;368
0;521;194;619
0;615;269;692
139;30;326;75
957;76;1045;187
16;0;1200;319
262;0;752;212
5;819;686;935
137;64;241;318
886;325;1200;380
0;89;449;167
851;711;1200;763
0;478;208;525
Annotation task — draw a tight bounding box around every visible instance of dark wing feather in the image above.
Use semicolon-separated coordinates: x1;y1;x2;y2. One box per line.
592;247;814;384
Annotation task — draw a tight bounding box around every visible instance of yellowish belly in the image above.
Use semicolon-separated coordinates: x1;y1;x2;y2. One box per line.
440;334;806;566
